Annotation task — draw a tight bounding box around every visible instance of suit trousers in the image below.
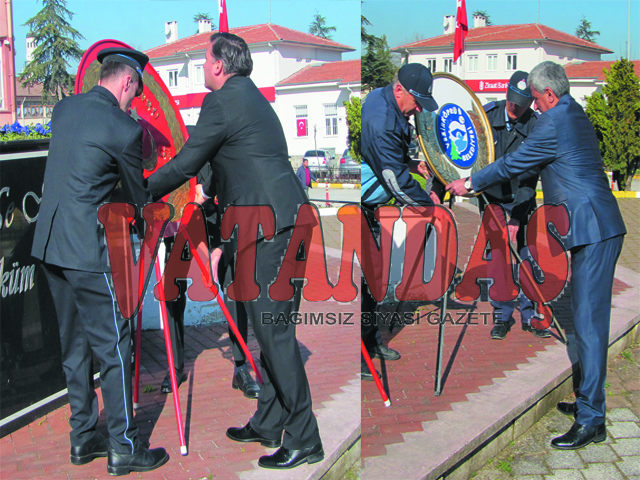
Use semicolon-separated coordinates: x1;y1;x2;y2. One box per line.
163;237;187;374
42;264;139;454
245;229;321;449
570;234;624;425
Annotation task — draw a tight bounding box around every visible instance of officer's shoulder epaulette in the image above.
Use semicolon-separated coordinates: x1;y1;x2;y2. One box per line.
484;101;497;113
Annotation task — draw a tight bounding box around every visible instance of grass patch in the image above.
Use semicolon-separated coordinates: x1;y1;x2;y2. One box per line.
621;350;633;361
142;385;156;393
496;460;512;473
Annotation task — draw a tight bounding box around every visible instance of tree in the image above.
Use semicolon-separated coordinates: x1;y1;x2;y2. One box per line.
471;10;493;26
20;0;84;103
362;34;396;92
585;59;640;191
344;97;361;162
309;10;336;39
194;12;216;34
575;15;600;42
361;1;375;45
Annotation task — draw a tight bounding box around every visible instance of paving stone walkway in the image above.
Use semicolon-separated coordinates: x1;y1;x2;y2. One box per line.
471;340;640;480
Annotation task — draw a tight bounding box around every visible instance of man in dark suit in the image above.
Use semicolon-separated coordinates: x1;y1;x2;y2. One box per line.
447;61;626;450
160;164;260;400
146;32;322;469
480;70;550;340
31;48;169;475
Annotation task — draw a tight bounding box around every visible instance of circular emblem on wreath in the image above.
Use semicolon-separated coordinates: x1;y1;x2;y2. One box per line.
436;103;479;169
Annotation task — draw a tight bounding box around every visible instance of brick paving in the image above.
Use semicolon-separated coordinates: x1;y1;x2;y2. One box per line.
471;341;640;480
0;212;359;480
361;198;638;478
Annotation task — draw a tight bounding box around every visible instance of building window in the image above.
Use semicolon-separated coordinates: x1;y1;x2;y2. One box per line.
168;69;178;87
444;58;453;73
506;54;517;71
295;105;308;137
324;104;338;136
487;54;498;71
195;65;204;84
467;55;478;72
426;58;437;72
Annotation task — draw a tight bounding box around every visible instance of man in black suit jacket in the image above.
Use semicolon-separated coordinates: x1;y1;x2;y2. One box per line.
31;48;169;475
146;32;323;469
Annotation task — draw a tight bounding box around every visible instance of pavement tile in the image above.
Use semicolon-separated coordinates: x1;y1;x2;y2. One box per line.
618;456;640;477
611;437;640;456
511;456;550;476
609;421;640;439
577;443;620;463
609;408;640;422
543;470;586;480
545;449;585;469
581;463;626;480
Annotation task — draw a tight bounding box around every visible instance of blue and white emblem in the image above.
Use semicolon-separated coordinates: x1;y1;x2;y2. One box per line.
436;103;478;168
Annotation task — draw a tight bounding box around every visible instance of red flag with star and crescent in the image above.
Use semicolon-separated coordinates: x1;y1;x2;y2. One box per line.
297;119;307;137
453;0;468;62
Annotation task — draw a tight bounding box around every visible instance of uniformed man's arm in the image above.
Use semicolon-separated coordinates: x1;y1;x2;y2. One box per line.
369;130;433;206
147;93;227;200
118;126;153;208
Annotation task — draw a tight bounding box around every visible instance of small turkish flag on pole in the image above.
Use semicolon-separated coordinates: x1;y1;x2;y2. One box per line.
219;0;229;33
453;0;468;63
297;119;307;137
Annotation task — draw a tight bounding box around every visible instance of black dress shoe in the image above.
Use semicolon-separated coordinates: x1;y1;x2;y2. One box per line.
107;446;169;476
490;318;516;339
361;361;381;382
557;401;578;416
70;432;109;465
369;345;401;361
258;443;324;469
232;365;260;399
161;370;188;394
551;422;606;450
522;323;552;338
226;423;281;448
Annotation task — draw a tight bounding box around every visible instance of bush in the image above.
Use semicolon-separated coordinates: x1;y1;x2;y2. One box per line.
1;121;52;141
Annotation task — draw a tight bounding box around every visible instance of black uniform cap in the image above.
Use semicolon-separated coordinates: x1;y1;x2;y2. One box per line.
398;63;439;112
97;47;149;96
506;70;533;108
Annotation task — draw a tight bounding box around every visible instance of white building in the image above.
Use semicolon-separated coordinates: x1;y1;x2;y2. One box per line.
144;22;359;156
276;59;360;157
392;16;615;106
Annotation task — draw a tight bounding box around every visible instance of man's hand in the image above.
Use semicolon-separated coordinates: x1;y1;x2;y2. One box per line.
194;184;207;204
416;161;430;179
446;178;471;196
209;248;223;285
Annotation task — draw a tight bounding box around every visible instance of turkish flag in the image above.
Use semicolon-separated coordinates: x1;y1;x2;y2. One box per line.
453;0;468;63
219;0;229;33
297;119;307;137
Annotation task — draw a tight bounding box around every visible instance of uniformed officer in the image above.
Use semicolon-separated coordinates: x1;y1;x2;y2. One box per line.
480;70;551;340
360;63;440;380
31;47;169;475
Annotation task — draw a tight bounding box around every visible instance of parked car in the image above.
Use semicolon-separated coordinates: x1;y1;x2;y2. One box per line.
337;148;360;180
303;149;333;170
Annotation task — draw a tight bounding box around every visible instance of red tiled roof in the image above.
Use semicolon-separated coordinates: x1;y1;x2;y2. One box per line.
15;82;69;98
564;60;640;81
146;23;354;59
277;60;361;86
394;23;613;54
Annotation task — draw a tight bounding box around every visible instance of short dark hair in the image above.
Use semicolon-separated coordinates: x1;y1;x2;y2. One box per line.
99;60;139;84
209;32;253;77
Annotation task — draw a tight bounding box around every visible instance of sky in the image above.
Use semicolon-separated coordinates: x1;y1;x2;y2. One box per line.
363;0;639;61
9;0;639;75
10;0;362;73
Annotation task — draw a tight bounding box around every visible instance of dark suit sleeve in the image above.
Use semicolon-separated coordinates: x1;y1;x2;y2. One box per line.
118;126;152;209
147;93;227;199
472;114;557;193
